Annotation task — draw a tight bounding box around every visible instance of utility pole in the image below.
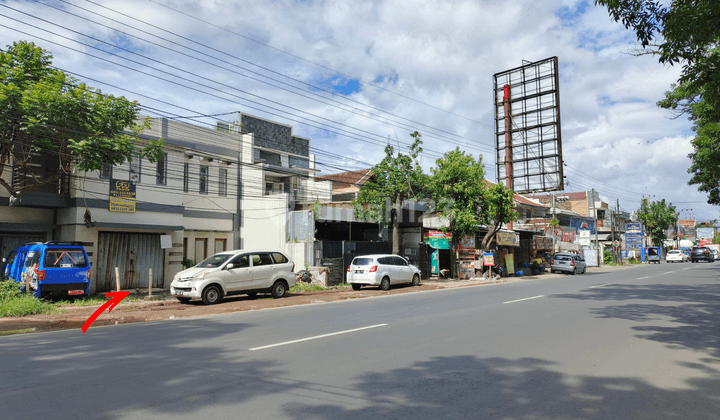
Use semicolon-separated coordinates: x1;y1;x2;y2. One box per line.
611;208;617;263
503;84;514;232
591;189;600;265
617;199;623;264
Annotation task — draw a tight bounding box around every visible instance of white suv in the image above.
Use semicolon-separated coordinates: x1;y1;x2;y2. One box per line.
170;250;295;304
347;254;421;291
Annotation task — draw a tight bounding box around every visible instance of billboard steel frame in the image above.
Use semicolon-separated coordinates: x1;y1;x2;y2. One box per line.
493;56;564;194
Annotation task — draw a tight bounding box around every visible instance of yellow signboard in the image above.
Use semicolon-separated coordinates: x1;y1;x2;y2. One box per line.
504;254;515;274
109;179;136;213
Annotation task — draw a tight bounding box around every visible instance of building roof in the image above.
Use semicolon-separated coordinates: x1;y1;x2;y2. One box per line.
316;169;373;193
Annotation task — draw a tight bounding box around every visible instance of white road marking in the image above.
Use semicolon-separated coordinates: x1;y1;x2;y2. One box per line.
589;283;612;289
249;324;388;351
502;295;545;304
637;276;649;280
683;267;692;270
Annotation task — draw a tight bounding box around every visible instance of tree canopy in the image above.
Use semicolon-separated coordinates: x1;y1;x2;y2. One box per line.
427;148;516;250
595;1;720;205
0;40;163;197
353;132;427;254
637;197;679;247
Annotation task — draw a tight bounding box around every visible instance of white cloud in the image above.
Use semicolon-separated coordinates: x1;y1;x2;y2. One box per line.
1;0;715;220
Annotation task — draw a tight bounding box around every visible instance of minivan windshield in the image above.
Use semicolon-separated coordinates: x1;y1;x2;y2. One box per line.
196;254;232;268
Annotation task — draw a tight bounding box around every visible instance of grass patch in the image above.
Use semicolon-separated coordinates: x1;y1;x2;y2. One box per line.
53;294;141;307
290;283;328;292
0;328;35;335
0;295;59;317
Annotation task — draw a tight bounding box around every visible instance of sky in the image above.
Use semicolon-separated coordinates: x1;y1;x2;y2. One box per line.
0;0;715;222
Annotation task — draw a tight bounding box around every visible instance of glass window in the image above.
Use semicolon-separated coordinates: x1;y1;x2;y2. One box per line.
199;165;209;194
251;253;273;266
195;254;231;268
377;257;393;265
271;252;288;264
183;163;189;193
229;254;249;268
156;153;168;185
43;249;88;268
100;164;112;179
393;256;408;266
289;156;309;168
352;258;373;266
219;168;227;196
129;156;141;182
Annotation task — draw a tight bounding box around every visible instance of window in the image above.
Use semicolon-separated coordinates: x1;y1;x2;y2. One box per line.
100;164;112;179
199;165;209;194
289;156;309;168
271;252;288;264
251;253;273;266
129;156;141;182
214;238;226;254
229;254;249;268
183;163;189;193
219;168;227;196
156;153;168;185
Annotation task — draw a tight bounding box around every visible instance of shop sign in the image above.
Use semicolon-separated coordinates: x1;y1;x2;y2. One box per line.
483;253;495;266
561;230;576;243
109;179;136;213
504;254;515;274
459;235;475;249
534;236;553;249
496;231;520;246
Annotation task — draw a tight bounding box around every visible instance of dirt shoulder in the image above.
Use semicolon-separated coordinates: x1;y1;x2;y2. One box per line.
0;264;635;335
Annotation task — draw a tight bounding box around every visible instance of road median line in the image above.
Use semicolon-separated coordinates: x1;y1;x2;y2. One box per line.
502;295;545;304
249;323;388;351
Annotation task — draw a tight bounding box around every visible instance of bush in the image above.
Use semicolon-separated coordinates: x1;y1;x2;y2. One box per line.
0;280;59;317
603;249;613;264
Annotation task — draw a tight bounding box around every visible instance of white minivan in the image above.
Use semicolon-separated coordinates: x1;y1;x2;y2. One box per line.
170;250;295;304
347;254;421;290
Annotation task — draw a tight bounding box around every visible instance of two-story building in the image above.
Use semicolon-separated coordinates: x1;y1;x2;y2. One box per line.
0;112;331;293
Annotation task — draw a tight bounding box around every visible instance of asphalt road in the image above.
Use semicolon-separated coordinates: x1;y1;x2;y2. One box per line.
2;261;719;419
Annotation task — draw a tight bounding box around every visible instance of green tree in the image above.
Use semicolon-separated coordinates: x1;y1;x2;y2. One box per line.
595;1;720;205
637;197;679;247
0;41;163;197
427;148;516;252
353;132;427;254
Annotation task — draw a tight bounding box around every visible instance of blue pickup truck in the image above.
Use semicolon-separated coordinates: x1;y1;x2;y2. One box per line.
3;242;91;298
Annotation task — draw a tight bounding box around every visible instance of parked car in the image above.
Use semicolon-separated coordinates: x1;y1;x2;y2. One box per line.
647;246;661;264
3;244;33;282
550;253;586;275
665;250;687;263
690;246;715;263
4;242;91;298
711;248;720;261
170;250;295;304
346;254;421;290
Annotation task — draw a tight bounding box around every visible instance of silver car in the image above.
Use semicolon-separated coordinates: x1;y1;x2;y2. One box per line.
347;254;421;290
170;250;295;304
550;253;586;275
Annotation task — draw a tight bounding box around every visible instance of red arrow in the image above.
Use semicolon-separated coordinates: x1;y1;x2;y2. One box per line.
81;291;131;333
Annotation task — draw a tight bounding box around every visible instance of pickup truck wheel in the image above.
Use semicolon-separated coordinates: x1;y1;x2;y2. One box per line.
351;284;362;291
176;297;191;304
201;285;221;305
271;281;287;298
